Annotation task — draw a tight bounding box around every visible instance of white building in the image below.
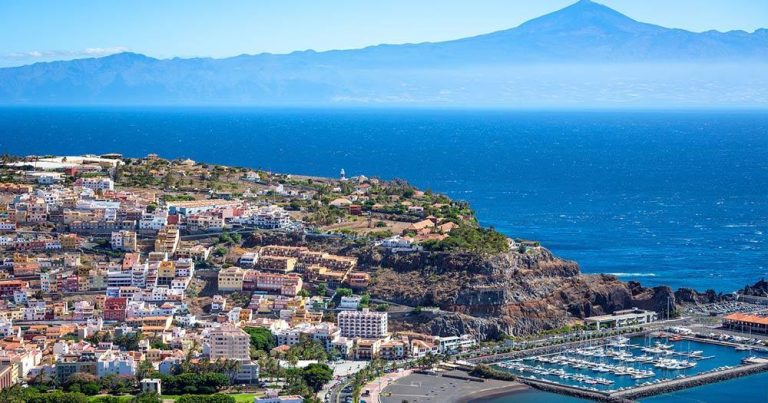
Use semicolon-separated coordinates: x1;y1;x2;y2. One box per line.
379;235;421;252
252;205;292;229
239;252;259;268
434;334;477;354
338;295;362;311
140;210;168;231
337;308;388;339
75;177;114;191
584;308;658;330
97;351;137;377
111;230;137;251
206;325;251;361
107;268;134;288
141;378;162;395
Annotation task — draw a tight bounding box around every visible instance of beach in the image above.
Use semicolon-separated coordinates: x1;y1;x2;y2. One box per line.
379;370;529;403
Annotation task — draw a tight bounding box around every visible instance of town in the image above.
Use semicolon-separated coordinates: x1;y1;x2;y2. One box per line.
0;153;767;403
0;154;487;403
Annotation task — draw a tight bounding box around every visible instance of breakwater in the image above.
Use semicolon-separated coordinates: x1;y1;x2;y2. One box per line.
519;362;768;402
610;361;768;400
520;377;627;402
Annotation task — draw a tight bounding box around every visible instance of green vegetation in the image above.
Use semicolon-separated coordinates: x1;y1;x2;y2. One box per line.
306;205;345;226
0;386;117;403
157;372;230;395
243;327;276;353
422;225;509;254
160;194;196;202
301;363;334;392
216;232;242;246
366;230;393;239
285;335;328;362
350;359;388;402
335;288;353;297
469;364;517;381
175;395;236;403
282;363;333;398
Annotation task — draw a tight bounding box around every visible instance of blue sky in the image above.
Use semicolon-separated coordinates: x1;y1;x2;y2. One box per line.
1;0;766;67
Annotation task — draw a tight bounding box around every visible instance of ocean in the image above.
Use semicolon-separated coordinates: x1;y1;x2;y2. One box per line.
1;107;767;292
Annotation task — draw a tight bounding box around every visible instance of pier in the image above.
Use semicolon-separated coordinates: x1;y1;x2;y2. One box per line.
517;361;768;402
609;360;768;400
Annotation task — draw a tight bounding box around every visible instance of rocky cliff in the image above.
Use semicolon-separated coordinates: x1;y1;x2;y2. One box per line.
740;279;768;298
245;231;679;339
363;246;676;338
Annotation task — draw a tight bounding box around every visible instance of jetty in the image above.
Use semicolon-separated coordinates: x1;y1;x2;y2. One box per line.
518;360;768;402
610;360;768;400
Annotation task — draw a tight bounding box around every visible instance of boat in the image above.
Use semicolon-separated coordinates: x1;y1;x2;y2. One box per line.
655;341;674;350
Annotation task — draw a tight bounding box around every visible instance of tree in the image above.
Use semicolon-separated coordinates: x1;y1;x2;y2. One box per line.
133;393;162;403
302;363;333;392
64;372;100;395
316;283;327;297
176;395;235;403
81;382;100;396
336;288;353;298
244;327;276;353
136;359;157;380
287;334;329;361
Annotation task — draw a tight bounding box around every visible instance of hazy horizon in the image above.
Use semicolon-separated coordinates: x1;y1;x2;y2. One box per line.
1;0;767;68
1;1;766;108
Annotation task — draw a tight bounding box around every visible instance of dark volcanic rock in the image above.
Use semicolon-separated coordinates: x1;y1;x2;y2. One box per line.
740;278;768;297
674;287;726;304
366;247;673;337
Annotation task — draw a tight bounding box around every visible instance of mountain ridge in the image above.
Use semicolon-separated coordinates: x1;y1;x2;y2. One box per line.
1;0;766;106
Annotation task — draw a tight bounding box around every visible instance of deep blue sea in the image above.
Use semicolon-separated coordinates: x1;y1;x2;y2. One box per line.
1;107;767;292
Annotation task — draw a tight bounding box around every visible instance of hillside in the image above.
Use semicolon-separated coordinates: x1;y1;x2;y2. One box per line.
358;244;675;338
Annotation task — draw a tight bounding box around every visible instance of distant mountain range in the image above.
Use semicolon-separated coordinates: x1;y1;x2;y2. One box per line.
1;0;766;107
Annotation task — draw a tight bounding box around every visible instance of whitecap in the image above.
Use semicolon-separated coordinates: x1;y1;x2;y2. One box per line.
606;272;657;277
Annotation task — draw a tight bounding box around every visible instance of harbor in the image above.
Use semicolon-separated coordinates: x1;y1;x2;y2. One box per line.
491;333;768;400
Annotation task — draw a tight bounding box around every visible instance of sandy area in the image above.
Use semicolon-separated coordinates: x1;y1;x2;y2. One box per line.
380;370;529;403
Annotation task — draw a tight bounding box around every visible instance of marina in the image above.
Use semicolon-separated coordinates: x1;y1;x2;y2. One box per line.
492;335;768;398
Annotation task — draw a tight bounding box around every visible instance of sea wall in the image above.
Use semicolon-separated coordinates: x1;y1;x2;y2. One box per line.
610;362;768;400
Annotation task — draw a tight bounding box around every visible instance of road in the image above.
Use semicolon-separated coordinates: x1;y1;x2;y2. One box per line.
327;378;354;403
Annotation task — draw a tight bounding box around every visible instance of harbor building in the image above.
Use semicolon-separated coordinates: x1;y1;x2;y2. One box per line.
584;308;658;330
722;312;768;334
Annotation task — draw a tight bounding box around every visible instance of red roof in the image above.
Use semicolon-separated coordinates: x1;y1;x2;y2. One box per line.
723;312;768;325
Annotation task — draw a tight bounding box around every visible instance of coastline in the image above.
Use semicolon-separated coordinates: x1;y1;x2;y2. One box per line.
379;369;532;403
457;382;530;403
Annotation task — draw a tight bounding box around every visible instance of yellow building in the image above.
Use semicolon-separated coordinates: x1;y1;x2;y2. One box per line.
258;256;297;273
154;226;180;254
59;234;81;250
218;267;245;291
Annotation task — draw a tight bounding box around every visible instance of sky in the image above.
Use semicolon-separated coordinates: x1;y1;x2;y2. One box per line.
1;0;767;67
